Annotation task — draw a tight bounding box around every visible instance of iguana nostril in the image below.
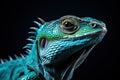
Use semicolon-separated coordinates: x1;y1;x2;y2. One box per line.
90;23;99;28
40;37;47;48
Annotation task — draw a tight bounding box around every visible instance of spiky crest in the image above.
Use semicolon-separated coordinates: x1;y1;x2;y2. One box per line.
24;18;43;54
0;18;43;65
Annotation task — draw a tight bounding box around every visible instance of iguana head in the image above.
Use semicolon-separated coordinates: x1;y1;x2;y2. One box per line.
35;15;107;67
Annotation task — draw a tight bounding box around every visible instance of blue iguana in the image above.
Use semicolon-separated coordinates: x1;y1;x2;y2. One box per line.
0;15;107;80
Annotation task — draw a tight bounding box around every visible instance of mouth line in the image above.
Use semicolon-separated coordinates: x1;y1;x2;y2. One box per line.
61;30;103;41
75;30;102;39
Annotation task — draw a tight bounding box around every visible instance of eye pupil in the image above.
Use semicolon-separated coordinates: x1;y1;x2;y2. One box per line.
63;21;76;31
64;22;74;27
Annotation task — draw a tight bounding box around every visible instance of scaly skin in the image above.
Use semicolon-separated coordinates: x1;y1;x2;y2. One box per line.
0;15;107;80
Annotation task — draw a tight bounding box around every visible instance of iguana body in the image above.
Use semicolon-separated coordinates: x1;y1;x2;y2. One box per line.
0;15;107;80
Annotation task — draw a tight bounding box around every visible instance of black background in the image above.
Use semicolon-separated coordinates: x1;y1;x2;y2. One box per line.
0;0;118;80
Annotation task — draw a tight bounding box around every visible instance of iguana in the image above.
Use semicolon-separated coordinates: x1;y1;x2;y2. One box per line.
0;15;107;80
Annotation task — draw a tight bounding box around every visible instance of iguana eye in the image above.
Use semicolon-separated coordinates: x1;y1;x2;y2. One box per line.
60;18;79;34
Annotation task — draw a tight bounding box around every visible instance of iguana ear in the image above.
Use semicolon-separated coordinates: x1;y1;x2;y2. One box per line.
37;17;45;24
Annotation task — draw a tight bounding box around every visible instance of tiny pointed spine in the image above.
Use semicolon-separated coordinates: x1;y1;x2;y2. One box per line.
29;27;38;31
14;54;19;59
37;17;45;24
0;59;4;64
25;49;31;54
9;56;13;61
23;44;33;49
28;36;36;39
26;38;34;43
20;54;25;58
33;21;42;27
28;31;36;35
